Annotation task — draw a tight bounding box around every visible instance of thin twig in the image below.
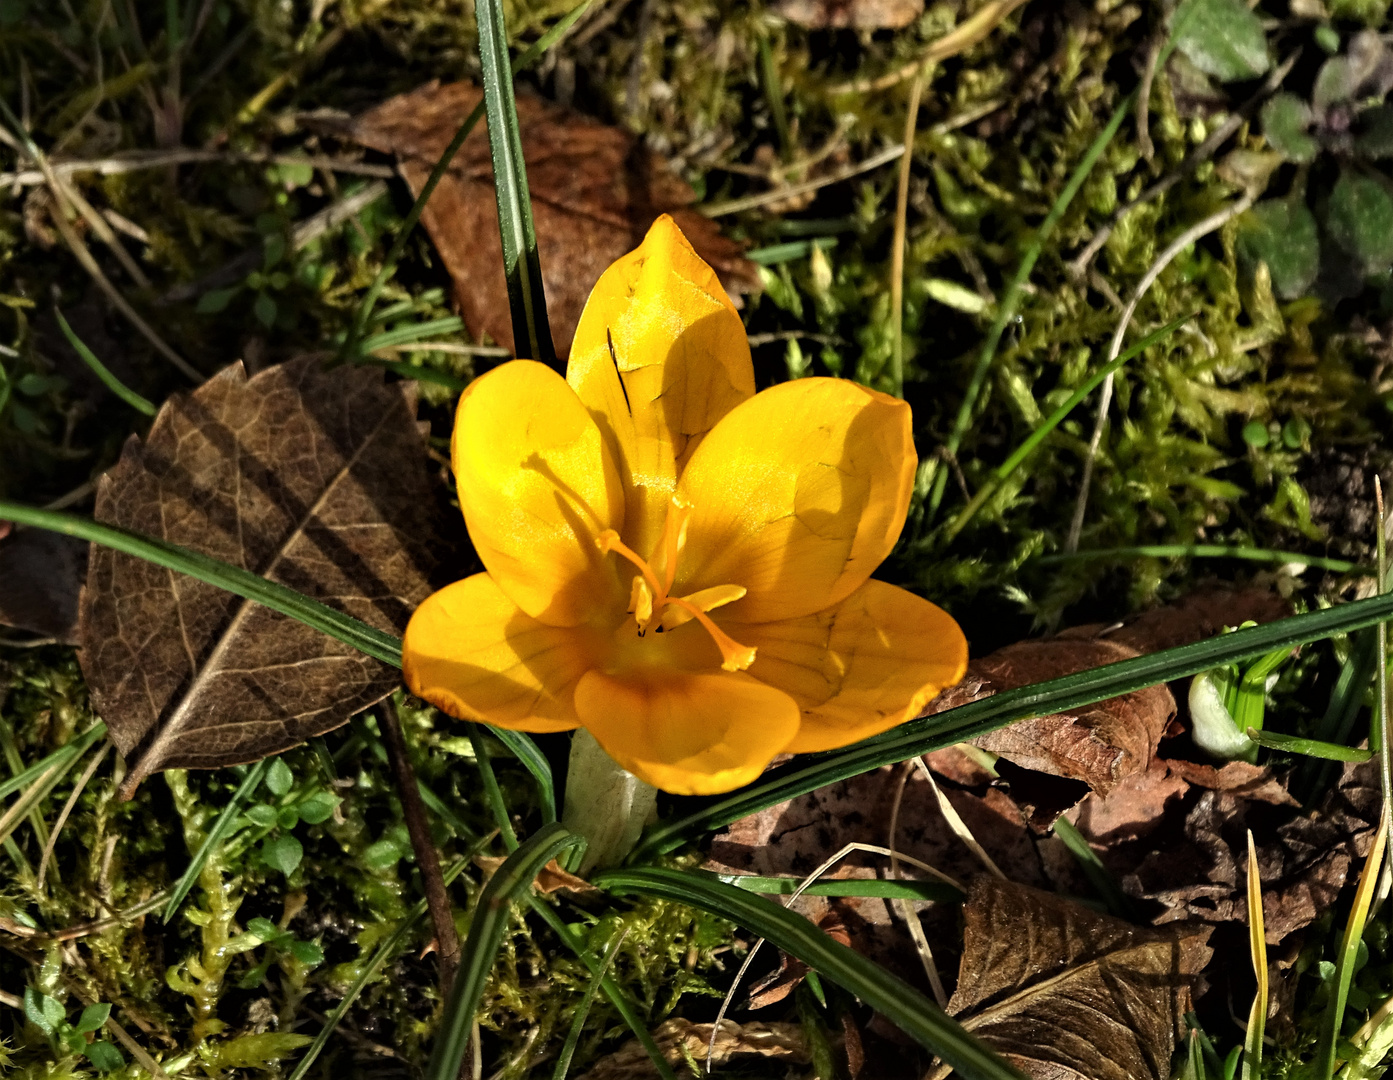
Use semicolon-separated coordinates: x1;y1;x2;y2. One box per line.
891;62;934;399
887;763;947;1007
700;144;906;217
1065;192;1256;550
1068;52;1297;280
0;149;394;191
47;204;203;382
37;742;109;891
828;0;1030;95
1135;33;1163;163
376;703;460;994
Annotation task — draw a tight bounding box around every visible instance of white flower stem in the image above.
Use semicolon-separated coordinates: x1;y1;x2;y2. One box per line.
562;729;658;874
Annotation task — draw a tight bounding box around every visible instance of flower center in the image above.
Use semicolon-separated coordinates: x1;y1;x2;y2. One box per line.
597;495;755;672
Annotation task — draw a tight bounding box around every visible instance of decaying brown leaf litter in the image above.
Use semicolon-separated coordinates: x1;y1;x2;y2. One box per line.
6;0;1393;1076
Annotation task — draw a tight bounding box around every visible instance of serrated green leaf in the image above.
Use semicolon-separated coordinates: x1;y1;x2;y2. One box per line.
246;917;281;941
266;757;294;797
1328;170;1393;269
23;988;54;1035
1238;198;1321;299
296;790;339;825
246;803;278;828
277;806;301;830
1261;94;1318;162
1174;0;1270;81
74;1003;111;1034
289;939;324;965
85;1042;124;1071
262;835;303;876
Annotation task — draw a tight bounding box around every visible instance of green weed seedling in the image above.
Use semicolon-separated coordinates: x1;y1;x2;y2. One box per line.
21;990;122;1073
239;917;325;990
1188;622;1293;761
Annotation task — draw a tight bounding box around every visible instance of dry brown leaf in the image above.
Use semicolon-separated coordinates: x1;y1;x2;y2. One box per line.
923;588;1290;795
79;357;437;795
0;528;85;642
575;1018;808;1080
941;879;1212;1080
472;855;597;895
347;83;758;359
774;0;922;28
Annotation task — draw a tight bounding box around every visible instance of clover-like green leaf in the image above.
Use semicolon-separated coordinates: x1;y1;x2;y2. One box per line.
1238;198;1322;299
1328;170;1393;270
1174;0;1270;82
1261;94;1319;162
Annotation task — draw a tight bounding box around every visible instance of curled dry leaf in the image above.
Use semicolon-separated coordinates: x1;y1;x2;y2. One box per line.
472;855;597;895
79;357;437;795
0;527;86;642
347;82;759;358
939;878;1212;1080
922;588;1289;795
575;1018;808;1080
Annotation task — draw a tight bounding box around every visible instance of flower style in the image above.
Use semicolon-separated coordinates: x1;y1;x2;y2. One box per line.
402;215;967;795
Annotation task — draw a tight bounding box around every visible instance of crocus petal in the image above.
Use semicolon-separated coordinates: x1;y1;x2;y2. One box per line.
675;378;915;623
453;360;625;626
567;215;754;557
403;573;598;733
740;579;968;753
574;667;800;795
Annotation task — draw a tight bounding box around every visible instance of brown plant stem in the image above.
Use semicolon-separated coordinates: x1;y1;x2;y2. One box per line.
376;702;460;994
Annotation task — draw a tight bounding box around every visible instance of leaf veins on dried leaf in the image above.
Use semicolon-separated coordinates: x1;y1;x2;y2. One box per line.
935;878;1212;1080
575;1018;808;1080
347;82;759;358
79;357;437;795
923;588;1289;796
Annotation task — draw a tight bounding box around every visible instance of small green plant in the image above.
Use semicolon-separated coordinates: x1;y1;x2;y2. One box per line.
21;990;123;1073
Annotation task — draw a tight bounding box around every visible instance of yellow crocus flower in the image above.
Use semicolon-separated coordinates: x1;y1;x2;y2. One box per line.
402;214;967;796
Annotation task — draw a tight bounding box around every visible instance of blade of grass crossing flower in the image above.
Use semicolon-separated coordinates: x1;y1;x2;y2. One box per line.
469;725;519;850
426;824;584;1080
945;315;1191;539
1245;728;1372;763
0;503;402;665
54;308;156;416
340;0;593;361
1037;544;1365;574
593;867;1024;1080
163;760;269;922
1317;814;1389;1077
475;0;556;366
632;589;1393;860
0;724;106;802
551;927;630;1080
524;895;679;1080
491;728;556;823
286;851;478;1080
1242;831;1267;1080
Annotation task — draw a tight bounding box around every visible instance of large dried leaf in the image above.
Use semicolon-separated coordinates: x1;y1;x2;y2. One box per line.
347;82;759;358
946;879;1212;1080
79;357;436;794
923;588;1289;795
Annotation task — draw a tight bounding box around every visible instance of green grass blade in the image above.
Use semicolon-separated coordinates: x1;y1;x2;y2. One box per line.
54;308;157;416
0;503;402;666
1245;729;1372;763
475;0;556;366
524;896;679;1080
426;824;584;1080
1038;544;1364;574
1296;630;1379;803
163;760;269;922
286;851;478;1080
0;724;106;802
357;316;466;353
593;867;1025;1080
492;727;556;824
468;726;519;851
721;875;960;902
551;928;628;1080
631;590;1393;860
362;360;472;392
1051;816;1135;919
946;314;1191;539
339;0;592;361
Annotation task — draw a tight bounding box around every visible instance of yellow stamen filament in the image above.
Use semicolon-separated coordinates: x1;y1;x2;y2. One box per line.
597;520;755;671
